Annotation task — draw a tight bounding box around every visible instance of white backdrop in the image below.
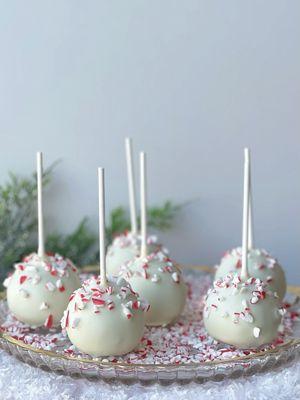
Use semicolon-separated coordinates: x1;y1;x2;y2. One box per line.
0;1;299;283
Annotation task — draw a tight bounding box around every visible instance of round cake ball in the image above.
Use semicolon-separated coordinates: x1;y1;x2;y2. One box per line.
4;253;81;328
106;232;165;276
215;247;286;301
120;252;187;326
62;276;148;356
203;274;284;348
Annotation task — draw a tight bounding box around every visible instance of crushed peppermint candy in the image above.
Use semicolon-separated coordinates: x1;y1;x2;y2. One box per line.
250;296;259;304
56;279;65;292
3;276;12;288
45;282;56;292
1;272;298;365
107;232;165;256
107;301;115;310
19;288;29;298
19;275;28;285
218;248;281;273
122;305;133;319
20;252;77;276
39;302;49;310
0;312;65;351
253;327;261;338
32;274;41;285
121;252;183;284
172;272;180;283
4;253;78;293
205;274;282;328
71;317;80;329
44;314;53;329
151;274;160;283
60;275;149;329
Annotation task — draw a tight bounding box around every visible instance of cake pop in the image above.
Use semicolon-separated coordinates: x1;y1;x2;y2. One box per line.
215;152;286;301
120;152;187;326
203;274;284;348
4;152;80;328
62;168;147;356
204;149;283;348
106;138;164;276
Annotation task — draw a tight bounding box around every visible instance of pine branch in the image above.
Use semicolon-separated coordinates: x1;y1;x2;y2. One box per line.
46;218;97;266
147;201;181;231
0;164;55;282
106;207;131;244
0;163;183;284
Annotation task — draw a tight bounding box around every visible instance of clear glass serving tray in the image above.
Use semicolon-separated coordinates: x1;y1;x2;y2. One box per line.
0;266;299;384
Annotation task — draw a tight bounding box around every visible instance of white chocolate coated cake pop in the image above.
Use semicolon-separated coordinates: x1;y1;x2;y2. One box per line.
62;275;148;356
204;149;282;348
215;247;286;301
203;274;283;348
63;168;147;356
5;253;80;328
106;232;164;276
4;152;80;328
215;152;287;301
121;251;187;326
120;153;187;326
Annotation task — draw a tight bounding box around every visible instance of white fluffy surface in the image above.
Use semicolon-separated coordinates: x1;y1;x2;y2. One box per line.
0;350;299;400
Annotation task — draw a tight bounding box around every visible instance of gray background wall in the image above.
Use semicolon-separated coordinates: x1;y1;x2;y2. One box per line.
0;1;299;283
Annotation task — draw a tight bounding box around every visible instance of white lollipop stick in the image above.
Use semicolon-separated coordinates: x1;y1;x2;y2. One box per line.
98;168;107;287
140;152;147;259
125;138;138;235
37;152;45;259
241;148;250;281
248;173;254;249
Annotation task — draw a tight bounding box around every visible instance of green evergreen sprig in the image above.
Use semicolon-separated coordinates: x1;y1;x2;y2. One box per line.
45;218;97;267
0;167;181;282
0;165;55;282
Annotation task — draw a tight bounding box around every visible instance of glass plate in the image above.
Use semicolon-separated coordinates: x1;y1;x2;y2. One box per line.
0;266;299;384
